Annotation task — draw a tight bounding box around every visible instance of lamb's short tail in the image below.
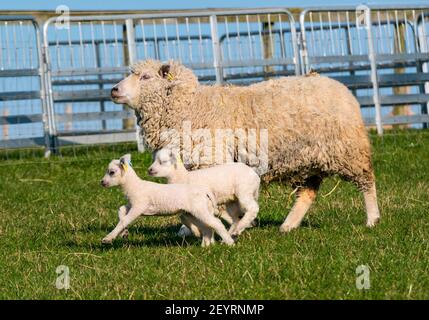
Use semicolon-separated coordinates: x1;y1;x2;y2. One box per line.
206;192;220;217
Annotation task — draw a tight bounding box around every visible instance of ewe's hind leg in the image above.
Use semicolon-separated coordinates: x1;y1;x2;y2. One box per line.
280;177;321;233
362;182;380;227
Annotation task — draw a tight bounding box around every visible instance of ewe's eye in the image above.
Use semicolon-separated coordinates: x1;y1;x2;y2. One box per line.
140;74;150;80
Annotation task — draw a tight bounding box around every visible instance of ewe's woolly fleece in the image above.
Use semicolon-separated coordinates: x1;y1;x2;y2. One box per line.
130;60;374;190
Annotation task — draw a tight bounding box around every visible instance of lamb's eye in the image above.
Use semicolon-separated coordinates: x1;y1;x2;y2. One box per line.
140;74;150;80
109;171;115;176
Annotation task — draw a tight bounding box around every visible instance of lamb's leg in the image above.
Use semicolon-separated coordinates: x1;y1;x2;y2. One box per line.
363;182;380;227
118;205;130;238
179;214;201;238
230;197;259;237
181;213;213;246
102;207;142;244
196;214;234;246
280;177;321;233
223;202;241;233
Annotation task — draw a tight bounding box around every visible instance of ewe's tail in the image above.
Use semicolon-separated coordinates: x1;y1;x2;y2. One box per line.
206;192;220;217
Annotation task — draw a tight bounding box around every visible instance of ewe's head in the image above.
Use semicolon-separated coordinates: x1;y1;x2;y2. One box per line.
110;59;198;109
100;154;132;188
147;148;184;177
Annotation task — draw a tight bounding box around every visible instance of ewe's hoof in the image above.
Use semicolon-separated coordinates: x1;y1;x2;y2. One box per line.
279;224;296;233
366;217;380;228
102;238;113;244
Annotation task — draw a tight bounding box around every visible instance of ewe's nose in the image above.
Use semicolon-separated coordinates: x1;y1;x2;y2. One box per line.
111;86;119;97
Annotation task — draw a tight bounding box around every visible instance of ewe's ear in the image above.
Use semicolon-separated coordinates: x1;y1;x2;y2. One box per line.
159;64;171;79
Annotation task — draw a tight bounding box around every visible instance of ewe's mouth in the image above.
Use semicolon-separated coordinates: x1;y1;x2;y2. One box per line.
111;94;127;104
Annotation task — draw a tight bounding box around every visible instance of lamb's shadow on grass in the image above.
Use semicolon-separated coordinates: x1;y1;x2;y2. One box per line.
65;223;202;250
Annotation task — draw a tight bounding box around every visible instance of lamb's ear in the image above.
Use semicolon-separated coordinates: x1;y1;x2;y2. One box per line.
120;153;131;164
159;64;171;79
168;149;177;163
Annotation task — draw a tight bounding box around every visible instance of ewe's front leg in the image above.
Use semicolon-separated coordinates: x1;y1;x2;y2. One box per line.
102;207;142;244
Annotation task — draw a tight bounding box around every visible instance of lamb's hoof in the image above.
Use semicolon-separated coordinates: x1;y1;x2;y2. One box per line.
231;234;239;242
102;237;113;244
120;230;129;239
222;239;235;246
178;225;193;237
366;217;380;228
279;224;296;233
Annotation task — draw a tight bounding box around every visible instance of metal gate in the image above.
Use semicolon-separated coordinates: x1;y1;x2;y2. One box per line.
41;9;299;153
0;16;50;153
299;5;429;133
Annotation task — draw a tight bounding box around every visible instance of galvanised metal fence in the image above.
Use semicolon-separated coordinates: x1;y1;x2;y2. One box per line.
299;4;429;134
0;16;51;154
0;5;428;156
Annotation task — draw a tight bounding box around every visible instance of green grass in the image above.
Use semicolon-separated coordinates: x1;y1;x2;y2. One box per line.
0;130;428;299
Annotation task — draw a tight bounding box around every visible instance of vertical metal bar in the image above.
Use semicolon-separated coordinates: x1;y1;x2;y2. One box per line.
224;17;232;61
236;15;243;62
300;11;310;74
319;13;327;56
113;21;120;66
278;14;286;66
175;19;182;61
185;18;193;62
125;18;144;152
418;11;429;128
210;15;223;84
247;15;255;60
95;43;106;131
78;22;85;67
42;20;58;155
257;14;264;59
197;18;204;63
337;12;345;56
364;6;383;135
328;11;335;55
163;18;170;60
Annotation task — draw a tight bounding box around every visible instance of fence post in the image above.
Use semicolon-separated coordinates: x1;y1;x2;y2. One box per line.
417;15;429;129
210;15;223;85
125;18;145;152
299;11;311;75
362;5;383;135
39;20;59;156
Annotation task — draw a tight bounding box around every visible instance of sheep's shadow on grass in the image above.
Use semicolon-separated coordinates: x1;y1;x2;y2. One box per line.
255;218;322;229
64;223;202;249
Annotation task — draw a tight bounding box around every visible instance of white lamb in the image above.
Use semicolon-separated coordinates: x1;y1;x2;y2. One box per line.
148;148;260;237
100;154;235;247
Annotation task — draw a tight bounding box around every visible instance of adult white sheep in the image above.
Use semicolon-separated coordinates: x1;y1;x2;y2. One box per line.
111;59;380;232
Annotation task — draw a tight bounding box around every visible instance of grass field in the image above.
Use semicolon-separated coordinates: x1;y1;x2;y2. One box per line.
0;130;428;299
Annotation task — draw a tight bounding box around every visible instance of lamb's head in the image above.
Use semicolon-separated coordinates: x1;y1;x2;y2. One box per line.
147;148;184;178
100;154;132;187
110;59;198;110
